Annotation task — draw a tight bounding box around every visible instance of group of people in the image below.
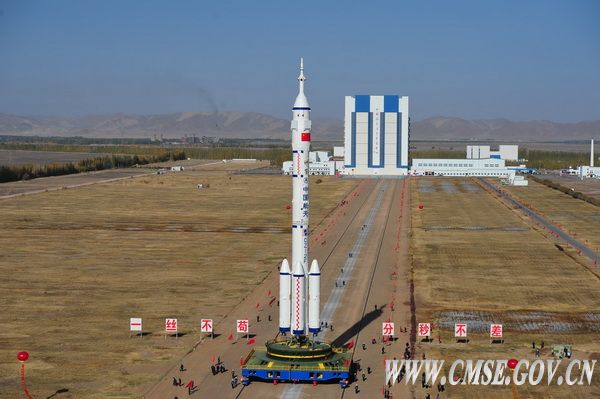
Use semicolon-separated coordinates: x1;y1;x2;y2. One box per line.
422;381;446;399
210;360;226;376
172;364;196;397
403;342;411;360
320;320;334;331
230;370;239;389
532;341;545;358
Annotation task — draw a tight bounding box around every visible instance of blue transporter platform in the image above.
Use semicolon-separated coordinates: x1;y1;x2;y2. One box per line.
241;339;353;387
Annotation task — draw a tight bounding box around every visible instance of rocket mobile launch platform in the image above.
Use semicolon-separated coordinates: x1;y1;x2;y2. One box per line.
240;60;352;387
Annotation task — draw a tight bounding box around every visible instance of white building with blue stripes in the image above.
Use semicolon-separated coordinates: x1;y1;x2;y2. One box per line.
343;95;409;176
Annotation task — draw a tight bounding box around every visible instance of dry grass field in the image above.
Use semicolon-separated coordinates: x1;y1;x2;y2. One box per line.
411;177;600;398
0;165;357;398
502;178;600;253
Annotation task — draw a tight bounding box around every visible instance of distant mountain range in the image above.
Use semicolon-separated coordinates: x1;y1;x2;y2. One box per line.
413;117;600;141
0;112;598;142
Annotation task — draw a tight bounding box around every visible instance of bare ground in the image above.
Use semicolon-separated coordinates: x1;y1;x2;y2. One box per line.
0;167;357;398
410;177;600;398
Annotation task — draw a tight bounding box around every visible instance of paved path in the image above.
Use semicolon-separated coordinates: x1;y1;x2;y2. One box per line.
143;179;378;399
144;178;415;399
477;177;600;266
278;182;390;399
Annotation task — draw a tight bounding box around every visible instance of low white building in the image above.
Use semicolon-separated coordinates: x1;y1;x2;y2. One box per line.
577;140;599;179
282;151;344;176
578;166;600;179
466;145;519;161
505;171;529;186
333;146;345;158
411;158;511;177
466;145;491;160
496;145;519;161
282;160;339;176
309;151;330;163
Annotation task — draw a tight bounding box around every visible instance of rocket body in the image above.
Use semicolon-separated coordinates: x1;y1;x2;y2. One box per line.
279;58;320;337
291;261;306;335
291;59;311;275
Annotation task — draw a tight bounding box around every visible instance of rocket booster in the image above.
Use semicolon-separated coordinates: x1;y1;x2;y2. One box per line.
308;259;320;333
278;58;321;337
278;259;291;333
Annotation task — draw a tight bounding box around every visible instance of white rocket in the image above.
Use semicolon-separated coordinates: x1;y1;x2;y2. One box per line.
591;139;595;168
279;59;321;337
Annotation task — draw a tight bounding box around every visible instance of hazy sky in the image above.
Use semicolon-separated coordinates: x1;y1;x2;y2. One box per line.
0;0;598;121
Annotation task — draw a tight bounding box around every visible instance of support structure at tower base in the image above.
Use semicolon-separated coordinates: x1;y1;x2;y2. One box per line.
241;338;352;388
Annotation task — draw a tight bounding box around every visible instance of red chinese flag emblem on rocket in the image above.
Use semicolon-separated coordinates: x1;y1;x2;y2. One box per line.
301;132;311;142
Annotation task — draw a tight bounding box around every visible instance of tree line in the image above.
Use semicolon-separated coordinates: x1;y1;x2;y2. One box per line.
0;152;185;183
0;143;291;166
182;147;289;166
517;149;590;170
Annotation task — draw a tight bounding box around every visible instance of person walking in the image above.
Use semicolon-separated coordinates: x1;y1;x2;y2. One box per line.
186;380;196;395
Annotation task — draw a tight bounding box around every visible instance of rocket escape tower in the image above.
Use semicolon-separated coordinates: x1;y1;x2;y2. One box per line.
240;60;352;387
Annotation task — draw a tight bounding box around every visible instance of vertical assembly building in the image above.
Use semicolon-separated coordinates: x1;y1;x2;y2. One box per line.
343;95;409;176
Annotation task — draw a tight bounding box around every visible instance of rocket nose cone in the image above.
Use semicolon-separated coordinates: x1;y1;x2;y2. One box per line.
294;93;310;109
309;259;320;274
280;259;290;273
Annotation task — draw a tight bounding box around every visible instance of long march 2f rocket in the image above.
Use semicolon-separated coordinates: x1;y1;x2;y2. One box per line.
279;59;320;337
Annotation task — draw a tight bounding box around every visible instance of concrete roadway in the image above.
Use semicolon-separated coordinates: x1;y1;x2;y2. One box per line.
144;178;414;399
343;177;414;399
478;177;600;266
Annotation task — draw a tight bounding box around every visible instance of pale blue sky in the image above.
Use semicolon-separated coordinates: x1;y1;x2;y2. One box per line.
0;0;598;121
